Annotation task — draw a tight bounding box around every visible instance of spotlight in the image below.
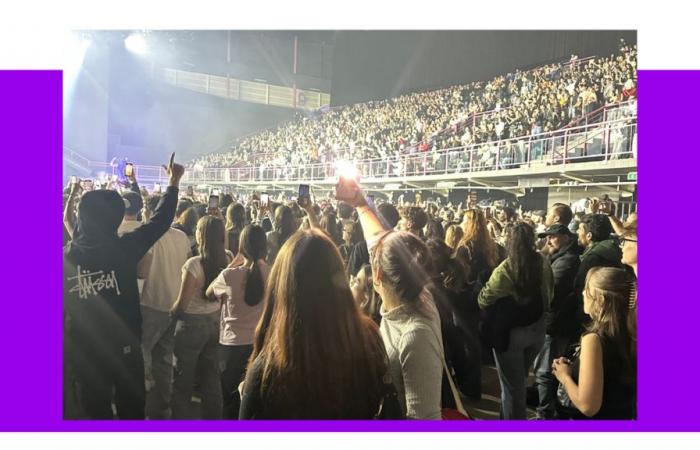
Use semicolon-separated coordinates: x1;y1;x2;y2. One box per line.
335;160;359;180
125;33;149;55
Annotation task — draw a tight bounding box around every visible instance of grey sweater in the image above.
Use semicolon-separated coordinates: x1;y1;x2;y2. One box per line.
379;291;444;419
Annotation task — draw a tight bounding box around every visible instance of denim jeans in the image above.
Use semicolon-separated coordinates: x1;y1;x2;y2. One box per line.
141;305;176;419
171;311;222;419
493;318;546;420
533;334;572;418
220;344;253;419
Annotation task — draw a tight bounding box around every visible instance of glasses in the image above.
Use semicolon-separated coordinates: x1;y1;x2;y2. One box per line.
619;237;637;247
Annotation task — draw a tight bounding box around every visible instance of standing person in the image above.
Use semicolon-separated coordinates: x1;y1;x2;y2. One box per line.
454;208;505;399
240;229;400;419
532;224;581;419
137;196;191;419
63;153;184;419
225;203;246;257
207;225;269;419
266;205;296;264
478;222;554;420
119;191;144;235
574;214;622;305
347;202;401;278
338;181;444;419
553;267;637;419
619;223;637;278
444;223;464;253
170;216;232;419
173;205;200;257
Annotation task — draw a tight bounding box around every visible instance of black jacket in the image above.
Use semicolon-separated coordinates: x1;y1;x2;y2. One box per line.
545;239;582;337
572;239;622;331
64;186;178;352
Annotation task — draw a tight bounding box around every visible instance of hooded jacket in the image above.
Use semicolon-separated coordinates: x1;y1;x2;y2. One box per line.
63;186;178;353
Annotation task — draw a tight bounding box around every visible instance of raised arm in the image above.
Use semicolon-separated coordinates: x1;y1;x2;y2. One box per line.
120;153;184;262
335;177;387;240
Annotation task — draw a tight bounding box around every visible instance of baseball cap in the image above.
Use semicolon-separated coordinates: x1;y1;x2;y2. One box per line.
538;223;572;238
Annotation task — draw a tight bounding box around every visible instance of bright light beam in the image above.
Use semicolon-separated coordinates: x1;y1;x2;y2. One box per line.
125;33;149;55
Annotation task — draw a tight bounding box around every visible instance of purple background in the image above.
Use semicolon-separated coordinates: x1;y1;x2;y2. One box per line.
0;69;693;431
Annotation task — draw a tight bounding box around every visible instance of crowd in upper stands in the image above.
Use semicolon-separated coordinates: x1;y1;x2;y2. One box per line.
192;41;636;169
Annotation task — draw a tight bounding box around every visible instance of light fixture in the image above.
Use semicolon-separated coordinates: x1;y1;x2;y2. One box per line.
125;32;149;55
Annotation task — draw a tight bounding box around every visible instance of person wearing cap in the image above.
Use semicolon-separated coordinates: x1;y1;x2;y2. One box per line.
119;191;145;235
532;223;582;419
63;154;184;419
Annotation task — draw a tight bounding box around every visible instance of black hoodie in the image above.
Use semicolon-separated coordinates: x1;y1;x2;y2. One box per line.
63;186;178;352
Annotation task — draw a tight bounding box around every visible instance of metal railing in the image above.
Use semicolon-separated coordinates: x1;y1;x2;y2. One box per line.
73;118;636;187
178;118;636;185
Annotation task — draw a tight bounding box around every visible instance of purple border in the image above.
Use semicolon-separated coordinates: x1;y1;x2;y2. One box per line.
0;69;696;431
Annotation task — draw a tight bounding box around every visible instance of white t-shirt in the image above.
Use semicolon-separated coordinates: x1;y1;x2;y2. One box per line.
118;219;142;236
209;263;270;346
181;251;233;315
140;228;191;312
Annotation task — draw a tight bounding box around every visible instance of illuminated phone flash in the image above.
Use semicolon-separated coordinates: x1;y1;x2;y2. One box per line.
335;160;360;180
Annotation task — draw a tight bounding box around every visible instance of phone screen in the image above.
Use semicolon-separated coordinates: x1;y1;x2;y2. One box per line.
298;184;310;206
154;183;161;193
125;163;134;177
70;176;78;185
366;194;375;209
209;195;219;209
261;193;269;207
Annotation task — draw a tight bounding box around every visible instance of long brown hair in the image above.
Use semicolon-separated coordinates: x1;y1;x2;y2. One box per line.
584;267;637;369
458;208;500;270
247;229;388;418
444;223;464;252
197;216;228;297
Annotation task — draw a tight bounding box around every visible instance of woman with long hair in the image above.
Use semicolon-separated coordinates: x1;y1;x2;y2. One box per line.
171;216;232;419
453;208;505;399
478;222;554;419
444;223;464;253
553;267;636;419
239;229;398;419
456;209;503;284
266;205;296;264
350;264;382;325
338;181;444;419
207;224;268;419
225;203;246;256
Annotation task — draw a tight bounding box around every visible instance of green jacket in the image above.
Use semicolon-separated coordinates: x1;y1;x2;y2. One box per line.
478;254;554;310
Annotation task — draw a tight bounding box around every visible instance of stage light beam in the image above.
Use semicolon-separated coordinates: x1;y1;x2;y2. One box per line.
125;33;149;55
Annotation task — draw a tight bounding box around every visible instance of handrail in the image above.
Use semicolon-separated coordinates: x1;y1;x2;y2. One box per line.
174;118;636;185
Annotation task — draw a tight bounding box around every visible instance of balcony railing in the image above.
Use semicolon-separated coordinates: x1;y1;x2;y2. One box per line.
80;117;636;187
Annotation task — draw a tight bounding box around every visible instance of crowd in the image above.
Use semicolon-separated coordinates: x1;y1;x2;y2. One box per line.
63;157;637;420
192;42;636;171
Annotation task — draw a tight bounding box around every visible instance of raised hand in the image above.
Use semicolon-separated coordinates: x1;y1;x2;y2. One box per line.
162;152;185;187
